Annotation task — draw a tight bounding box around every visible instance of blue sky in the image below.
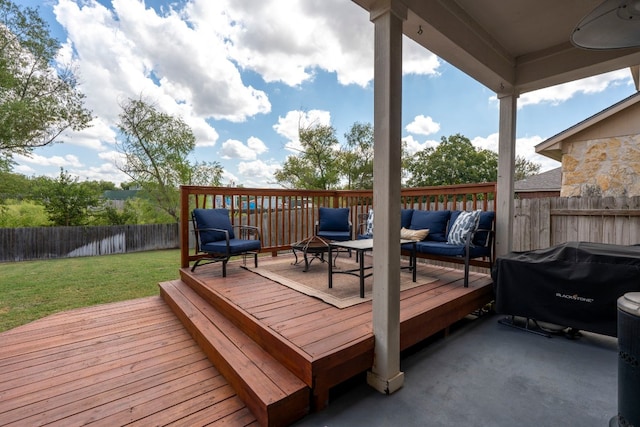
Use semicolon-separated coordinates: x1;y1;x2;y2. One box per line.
11;0;638;186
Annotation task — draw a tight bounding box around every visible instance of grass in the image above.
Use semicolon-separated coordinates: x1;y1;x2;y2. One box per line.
0;249;181;333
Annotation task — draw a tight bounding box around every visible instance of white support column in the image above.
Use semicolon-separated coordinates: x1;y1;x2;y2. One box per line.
495;92;518;256
366;0;406;395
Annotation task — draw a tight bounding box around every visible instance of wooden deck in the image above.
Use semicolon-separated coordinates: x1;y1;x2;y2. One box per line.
0;255;494;427
0;297;257;426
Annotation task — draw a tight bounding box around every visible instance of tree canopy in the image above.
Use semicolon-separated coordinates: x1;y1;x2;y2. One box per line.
116;97;222;221
404;133;541;187
404;134;498;187
0;0;92;164
37;168;101;226
274;123;341;190
340;122;374;189
274;122;375;190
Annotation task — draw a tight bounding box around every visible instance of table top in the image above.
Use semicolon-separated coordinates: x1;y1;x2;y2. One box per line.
329;238;415;250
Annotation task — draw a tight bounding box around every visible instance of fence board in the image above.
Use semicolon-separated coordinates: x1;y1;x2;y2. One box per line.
0;224;178;262
514;196;640;251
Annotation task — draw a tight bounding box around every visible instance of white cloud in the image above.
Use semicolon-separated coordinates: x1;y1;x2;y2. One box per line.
14;153;83;168
237;159;281;187
59;118;116;151
517;69;632;107
220;137;268;160
72;162;129;184
471;133;561;172
189;0;441;88
248;137;268;155
273;110;332;152
54;0;271;128
222;170;240;187
403;37;441;77
405;115;440;136
402;135;438;155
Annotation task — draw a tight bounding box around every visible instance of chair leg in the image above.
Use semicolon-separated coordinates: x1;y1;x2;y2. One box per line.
254;252;258;268
222;260;228;277
464;260;469;288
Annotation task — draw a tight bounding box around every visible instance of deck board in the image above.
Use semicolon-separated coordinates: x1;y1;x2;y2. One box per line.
0;296;257;426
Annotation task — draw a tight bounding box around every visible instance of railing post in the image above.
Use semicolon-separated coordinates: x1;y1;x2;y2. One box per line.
180;186;190;268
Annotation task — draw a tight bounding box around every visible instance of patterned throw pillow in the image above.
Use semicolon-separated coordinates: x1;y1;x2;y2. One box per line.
365;209;374;236
447;210;481;245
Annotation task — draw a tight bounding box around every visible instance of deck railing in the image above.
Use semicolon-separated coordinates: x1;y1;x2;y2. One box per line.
180;183;496;268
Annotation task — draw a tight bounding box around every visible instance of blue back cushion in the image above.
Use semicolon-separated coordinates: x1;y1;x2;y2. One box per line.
410;210;451;242
193;208;234;243
318;207;350;232
473;211;495;246
400;209;414;229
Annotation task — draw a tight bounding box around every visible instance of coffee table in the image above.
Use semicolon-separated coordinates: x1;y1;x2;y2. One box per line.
291;236;331;272
328;239;417;298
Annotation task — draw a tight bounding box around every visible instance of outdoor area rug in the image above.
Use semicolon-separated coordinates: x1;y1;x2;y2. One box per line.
242;254;437;309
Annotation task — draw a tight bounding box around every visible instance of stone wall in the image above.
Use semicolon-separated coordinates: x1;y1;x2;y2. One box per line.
561;135;640;197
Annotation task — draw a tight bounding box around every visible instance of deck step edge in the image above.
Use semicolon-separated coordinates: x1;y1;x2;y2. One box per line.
159;279;309;427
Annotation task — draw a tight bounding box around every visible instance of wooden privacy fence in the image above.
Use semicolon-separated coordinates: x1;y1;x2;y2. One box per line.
513;196;640;251
0;223;179;262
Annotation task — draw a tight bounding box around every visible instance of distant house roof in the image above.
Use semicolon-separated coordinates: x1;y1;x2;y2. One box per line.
535;92;640;161
514;167;562;193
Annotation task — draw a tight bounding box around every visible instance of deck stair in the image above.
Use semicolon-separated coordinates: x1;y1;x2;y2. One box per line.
160;279;309;427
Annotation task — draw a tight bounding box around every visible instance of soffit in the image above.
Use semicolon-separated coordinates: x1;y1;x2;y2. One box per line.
353;0;640;94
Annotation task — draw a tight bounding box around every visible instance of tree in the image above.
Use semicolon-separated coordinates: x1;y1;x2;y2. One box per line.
188;161;224;186
340;122;374;189
514;155;541;181
116;97;219;221
405;134;498;187
0;0;92;163
274;123;341;190
38;168;100;226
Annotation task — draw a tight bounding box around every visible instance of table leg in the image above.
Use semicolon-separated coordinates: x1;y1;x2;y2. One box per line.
303;250;310;272
328;245;333;289
359;249;365;298
412;242;417;282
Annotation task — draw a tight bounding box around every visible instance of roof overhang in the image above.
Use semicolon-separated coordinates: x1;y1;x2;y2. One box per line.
535;92;640;161
353;0;640;95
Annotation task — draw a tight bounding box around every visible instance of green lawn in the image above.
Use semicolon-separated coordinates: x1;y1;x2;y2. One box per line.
0;249;181;333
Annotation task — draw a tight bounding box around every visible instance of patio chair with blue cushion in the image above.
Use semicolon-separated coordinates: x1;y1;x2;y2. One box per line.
191;208;261;276
315;207;352;242
315;207;353;258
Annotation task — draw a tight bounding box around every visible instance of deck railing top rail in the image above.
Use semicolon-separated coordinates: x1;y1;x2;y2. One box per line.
179;183;496;268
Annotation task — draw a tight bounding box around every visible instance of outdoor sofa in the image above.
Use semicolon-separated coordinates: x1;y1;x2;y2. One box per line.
358;208;495;287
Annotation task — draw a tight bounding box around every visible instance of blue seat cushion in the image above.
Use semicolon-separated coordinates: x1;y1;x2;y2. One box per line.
193;208;234;243
318;230;351;241
410;241;491;258
409;210;450;242
201;238;261;255
318;207;350;232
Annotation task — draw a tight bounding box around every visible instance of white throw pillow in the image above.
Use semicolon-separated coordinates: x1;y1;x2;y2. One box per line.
365;209;374;236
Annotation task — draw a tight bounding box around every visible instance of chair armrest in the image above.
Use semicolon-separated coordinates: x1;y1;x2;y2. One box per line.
357;222;367;236
474;228;494;247
234;224;261;240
